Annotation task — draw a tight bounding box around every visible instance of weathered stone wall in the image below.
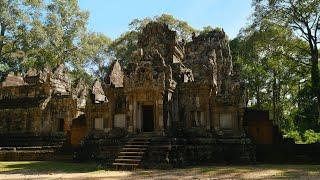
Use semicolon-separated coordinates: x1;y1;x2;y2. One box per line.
178;84;211;130
85;103;111;131
84;22;246;137
0;64;82;135
0;108;41;133
0;73;25;87
70;115;88;147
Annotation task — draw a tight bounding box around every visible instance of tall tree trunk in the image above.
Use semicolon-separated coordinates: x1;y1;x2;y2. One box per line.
0;23;6;81
0;23;6;60
272;71;277;124
306;24;320;118
310;48;320;118
256;83;261;109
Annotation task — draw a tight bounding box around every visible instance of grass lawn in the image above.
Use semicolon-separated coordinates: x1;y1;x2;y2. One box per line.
0;161;320;179
0;161;103;173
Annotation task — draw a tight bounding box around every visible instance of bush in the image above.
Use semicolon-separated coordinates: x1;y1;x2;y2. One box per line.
284;130;302;144
303;129;320;144
107;127;128;138
87;130;108;140
183;127;209;138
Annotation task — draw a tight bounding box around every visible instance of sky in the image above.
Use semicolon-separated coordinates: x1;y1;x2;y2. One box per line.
78;0;253;40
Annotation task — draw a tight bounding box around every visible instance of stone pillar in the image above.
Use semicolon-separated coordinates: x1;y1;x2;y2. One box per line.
127;95;135;133
212;109;220;131
206;102;211;130
137;103;141;131
155;100;158;132
158;99;164;133
132;98;137;133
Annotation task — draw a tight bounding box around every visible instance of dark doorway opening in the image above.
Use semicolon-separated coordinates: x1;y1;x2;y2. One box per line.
142;105;154;132
58;119;64;132
26;119;31;132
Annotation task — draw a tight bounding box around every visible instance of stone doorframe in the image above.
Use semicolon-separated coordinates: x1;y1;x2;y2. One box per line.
137;102;154;132
132;101;164;135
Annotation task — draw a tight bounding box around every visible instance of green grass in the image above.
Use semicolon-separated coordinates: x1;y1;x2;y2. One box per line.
0;161;103;173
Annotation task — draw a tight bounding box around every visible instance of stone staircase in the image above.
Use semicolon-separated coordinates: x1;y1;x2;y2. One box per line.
113;137;151;170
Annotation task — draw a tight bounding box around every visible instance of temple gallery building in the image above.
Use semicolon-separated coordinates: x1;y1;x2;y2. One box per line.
0;22;246;142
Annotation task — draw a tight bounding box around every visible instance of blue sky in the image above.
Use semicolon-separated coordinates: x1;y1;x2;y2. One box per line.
78;0;253;40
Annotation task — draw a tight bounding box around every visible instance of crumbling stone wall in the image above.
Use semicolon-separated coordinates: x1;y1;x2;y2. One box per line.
0;65;82;135
86;22;246;137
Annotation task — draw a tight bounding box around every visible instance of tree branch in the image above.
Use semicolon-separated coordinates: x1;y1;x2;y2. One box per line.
0;23;6;57
279;52;311;67
295;45;312;55
314;15;319;46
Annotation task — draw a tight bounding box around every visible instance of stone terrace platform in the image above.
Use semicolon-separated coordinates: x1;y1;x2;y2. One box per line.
0;133;67;161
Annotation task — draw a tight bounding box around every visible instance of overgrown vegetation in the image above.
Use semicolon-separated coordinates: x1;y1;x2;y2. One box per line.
230;0;320;143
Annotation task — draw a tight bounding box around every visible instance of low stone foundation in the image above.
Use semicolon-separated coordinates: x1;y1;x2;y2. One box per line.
0;150;58;161
143;137;254;167
0;133;67;161
256;144;320;163
77;135;254;166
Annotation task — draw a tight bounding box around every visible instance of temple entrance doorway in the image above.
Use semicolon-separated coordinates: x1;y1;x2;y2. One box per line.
142;105;154;132
58;119;64;132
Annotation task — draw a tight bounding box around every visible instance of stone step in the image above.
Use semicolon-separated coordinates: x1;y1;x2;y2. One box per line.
150;145;172;150
129;141;150;145
112;163;139;166
122;148;147;151
115;159;141;162
119;151;145;155
113;137;151;170
0;145;62;151
132;138;150;142
125;144;148;148
117;155;143;159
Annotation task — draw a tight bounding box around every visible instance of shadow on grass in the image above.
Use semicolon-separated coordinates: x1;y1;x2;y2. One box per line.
0;161;105;175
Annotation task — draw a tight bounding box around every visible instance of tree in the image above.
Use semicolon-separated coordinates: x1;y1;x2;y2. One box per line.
43;0;89;68
81;32;112;78
109;14;197;68
252;0;320;117
0;0;97;83
231;21;308;129
108;31;139;69
0;0;43;80
129;14;197;40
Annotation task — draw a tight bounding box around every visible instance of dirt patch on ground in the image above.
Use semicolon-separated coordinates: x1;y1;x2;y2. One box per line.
1;162;320;179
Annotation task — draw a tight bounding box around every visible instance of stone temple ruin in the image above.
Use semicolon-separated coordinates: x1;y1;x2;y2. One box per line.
0;22;256;166
86;22;245;136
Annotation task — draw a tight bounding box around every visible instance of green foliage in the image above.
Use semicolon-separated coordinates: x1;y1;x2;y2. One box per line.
129;14;197;40
231;21;307;131
252;0;320;120
109;14;197;68
108;31;139;69
0;0;42;79
232;0;320;138
303;130;320;144
0;0;112;84
80;32;112;78
284;130;302;144
291;84;320;131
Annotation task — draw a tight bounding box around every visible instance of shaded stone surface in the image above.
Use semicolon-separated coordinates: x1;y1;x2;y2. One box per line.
0;64;83;135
